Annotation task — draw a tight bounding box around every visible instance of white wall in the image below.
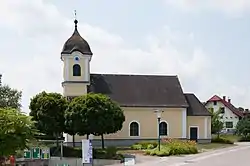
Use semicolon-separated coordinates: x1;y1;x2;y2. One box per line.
206;101;239;129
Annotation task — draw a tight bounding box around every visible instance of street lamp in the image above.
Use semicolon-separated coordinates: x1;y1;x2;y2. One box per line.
154;109;163;151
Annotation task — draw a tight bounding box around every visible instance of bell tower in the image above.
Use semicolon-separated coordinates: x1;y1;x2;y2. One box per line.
61;15;93;99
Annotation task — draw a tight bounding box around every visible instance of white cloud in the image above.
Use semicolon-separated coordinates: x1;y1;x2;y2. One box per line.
0;0;249;112
165;0;250;17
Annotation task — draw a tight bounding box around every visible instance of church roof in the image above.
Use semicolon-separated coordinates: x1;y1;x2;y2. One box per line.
87;74;189;108
184;93;211;116
61;19;93;55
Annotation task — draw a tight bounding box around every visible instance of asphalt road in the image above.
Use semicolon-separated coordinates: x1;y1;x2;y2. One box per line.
176;145;250;166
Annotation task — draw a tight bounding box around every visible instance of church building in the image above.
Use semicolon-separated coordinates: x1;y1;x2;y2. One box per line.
61;18;212;146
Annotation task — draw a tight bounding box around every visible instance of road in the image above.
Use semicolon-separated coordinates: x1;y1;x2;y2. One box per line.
172;144;250;166
133;143;250;166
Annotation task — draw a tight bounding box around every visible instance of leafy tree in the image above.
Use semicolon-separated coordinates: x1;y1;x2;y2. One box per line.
208;108;224;138
0;108;37;164
65;107;85;147
70;93;125;149
236;117;250;138
0;85;22;109
29;91;68;146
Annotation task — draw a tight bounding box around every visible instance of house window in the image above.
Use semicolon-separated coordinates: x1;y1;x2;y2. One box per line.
73;64;81;76
225;122;233;128
129;121;139;136
220;107;225;114
159;121;168;136
213;101;217;105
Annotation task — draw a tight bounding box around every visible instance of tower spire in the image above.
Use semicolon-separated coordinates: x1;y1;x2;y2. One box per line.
74;10;78;29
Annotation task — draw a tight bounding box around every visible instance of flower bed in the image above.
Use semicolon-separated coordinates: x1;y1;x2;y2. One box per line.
131;138;198;157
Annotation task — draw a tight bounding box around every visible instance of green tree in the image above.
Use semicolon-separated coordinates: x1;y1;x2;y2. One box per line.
70;93;125;149
65;106;85;147
208;108;224;138
0;85;22;109
29;91;68;146
0;108;37;164
236;117;250;138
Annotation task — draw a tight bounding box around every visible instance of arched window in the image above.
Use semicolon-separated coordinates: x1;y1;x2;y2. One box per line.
159;121;168;136
129;121;139;136
73;64;81;76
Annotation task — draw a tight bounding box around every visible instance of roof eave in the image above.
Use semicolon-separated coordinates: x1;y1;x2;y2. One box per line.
120;104;189;108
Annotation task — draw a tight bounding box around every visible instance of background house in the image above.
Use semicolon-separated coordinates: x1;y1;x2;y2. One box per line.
204;95;243;133
62;19;212;146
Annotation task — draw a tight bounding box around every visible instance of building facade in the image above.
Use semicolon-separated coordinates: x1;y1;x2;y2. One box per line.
205;95;243;132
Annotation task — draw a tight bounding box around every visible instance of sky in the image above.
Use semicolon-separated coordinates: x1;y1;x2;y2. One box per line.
1;0;250;112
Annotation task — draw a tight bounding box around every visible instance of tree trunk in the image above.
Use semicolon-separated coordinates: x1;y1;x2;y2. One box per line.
55;133;59;148
72;134;75;147
101;134;105;149
217;132;220;138
87;134;89;139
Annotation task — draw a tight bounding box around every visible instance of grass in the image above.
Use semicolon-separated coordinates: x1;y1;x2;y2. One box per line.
197;143;235;151
117;142;235;155
217;134;240;142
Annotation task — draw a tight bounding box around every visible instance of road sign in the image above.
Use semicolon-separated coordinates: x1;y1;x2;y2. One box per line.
32;147;41;159
82;139;93;164
23;150;31;159
41;149;50;159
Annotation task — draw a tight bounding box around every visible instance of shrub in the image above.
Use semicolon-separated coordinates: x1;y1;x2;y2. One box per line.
145;139;198;157
131;141;157;150
211;137;234;144
145;146;171;156
238;135;250;142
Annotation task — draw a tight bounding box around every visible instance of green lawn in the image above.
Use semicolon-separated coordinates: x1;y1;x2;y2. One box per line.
216;134;240;142
117;142;236;155
197;143;236;151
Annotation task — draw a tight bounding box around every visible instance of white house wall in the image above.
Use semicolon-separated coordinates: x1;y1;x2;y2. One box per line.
206;101;239;129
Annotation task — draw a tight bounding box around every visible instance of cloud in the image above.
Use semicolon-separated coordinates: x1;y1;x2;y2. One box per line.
165;0;250;17
1;0;248;111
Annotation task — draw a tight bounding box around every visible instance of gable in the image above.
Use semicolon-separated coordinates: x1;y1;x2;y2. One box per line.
185;93;211;116
87;74;189;107
205;97;243;117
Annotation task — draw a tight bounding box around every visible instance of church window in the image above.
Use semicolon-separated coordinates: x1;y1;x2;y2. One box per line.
129;121;139;136
159;121;168;136
73;64;81;76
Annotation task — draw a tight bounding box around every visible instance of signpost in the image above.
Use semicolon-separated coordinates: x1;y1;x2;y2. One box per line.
23;150;31;159
32;147;41;159
82;139;93;165
41;149;50;159
24;147;51;160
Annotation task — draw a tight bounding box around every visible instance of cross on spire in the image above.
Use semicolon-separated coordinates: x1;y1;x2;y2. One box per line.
74;10;78;28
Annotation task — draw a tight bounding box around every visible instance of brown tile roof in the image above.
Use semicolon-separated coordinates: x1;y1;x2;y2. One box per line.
184;93;211;116
87;74;189;107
